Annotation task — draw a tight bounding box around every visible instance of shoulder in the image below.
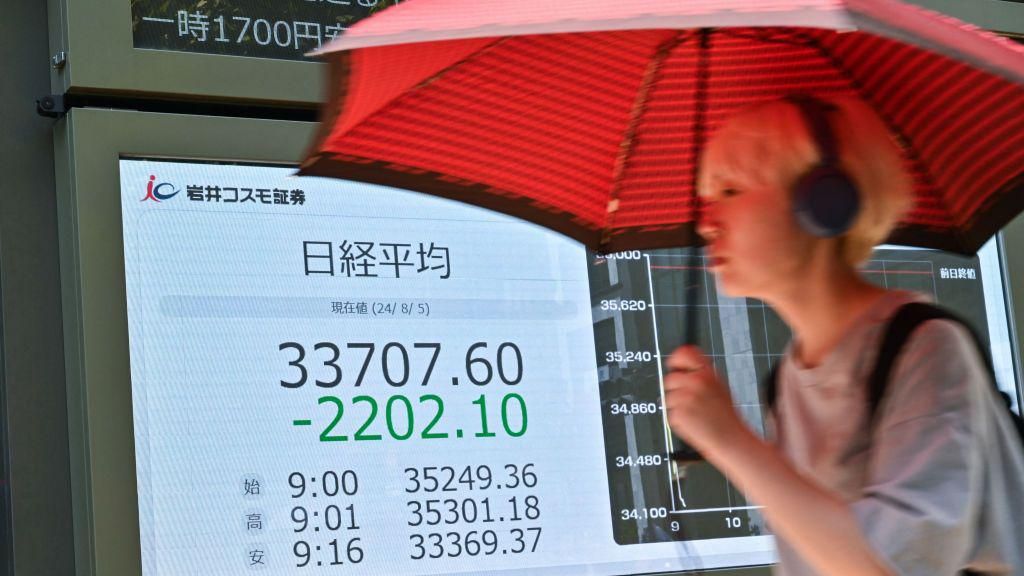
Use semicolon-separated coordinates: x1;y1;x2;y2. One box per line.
901;314;979;355
880;316;989;428
897;316;985;378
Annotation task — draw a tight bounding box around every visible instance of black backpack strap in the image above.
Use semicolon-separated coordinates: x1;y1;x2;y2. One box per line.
866;302;995;430
762;362;780;414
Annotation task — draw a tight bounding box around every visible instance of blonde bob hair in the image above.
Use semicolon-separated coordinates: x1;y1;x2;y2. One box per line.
698;95;913;267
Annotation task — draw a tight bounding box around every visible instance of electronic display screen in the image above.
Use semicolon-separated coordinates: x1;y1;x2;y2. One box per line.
594;241;1018;547
119;158;1017;574
130;0;395;61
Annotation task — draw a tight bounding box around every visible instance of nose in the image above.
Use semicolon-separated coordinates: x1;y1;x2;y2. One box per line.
697;201;720;242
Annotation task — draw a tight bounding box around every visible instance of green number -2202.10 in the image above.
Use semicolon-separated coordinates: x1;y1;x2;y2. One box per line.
311;393;527;442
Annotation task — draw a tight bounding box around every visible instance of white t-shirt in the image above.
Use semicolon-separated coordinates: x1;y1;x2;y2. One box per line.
772;290;1024;576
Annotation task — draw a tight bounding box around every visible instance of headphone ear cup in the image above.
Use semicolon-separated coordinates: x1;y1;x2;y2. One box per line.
792;166;861;237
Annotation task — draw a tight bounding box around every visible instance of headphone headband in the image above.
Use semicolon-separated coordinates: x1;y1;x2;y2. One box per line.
784;94;861;238
785;94;840;166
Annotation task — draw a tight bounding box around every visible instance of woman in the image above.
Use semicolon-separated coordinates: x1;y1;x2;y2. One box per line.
663;95;1023;575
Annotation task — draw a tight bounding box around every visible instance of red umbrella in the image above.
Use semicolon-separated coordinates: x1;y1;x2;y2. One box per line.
300;0;1024;256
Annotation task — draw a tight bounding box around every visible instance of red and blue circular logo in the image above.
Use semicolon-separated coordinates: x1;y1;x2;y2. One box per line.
140;175;180;202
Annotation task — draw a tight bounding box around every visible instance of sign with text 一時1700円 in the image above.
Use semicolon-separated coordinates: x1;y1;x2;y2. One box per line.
131;0;398;61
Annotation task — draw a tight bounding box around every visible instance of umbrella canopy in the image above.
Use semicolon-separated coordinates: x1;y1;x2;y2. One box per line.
300;0;1024;255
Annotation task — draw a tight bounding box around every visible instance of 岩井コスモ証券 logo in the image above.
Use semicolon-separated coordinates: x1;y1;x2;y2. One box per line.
141;175;180;202
140;174;307;206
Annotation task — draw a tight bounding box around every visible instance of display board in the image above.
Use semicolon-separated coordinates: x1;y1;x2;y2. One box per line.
59;110;1019;576
120;157;1020;575
118;159;775;575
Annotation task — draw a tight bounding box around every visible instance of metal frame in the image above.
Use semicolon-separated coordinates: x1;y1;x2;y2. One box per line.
0;239;11;576
54;108;774;576
54;108;315;575
47;1;1024;572
1000;222;1024;412
47;0;324;106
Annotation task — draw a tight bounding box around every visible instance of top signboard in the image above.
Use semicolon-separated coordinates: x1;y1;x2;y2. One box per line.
131;0;398;61
47;0;340;105
49;0;1023;109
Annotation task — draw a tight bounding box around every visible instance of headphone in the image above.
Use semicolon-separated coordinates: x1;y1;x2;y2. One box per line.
786;95;861;238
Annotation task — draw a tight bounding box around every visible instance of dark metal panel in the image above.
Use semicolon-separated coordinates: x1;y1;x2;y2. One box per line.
0;0;76;574
51;0;333;106
905;0;1024;35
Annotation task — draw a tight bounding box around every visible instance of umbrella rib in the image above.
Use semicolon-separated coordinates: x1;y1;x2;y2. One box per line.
308;36;516;163
327;35;515;143
408;36;514;92
718;27;810;48
602;29;693;248
801;33;961;249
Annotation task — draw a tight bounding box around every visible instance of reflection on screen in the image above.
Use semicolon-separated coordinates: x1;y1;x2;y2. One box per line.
591;240;1019;545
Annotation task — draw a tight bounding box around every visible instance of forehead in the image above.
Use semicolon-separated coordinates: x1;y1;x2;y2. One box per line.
700;128;779;196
